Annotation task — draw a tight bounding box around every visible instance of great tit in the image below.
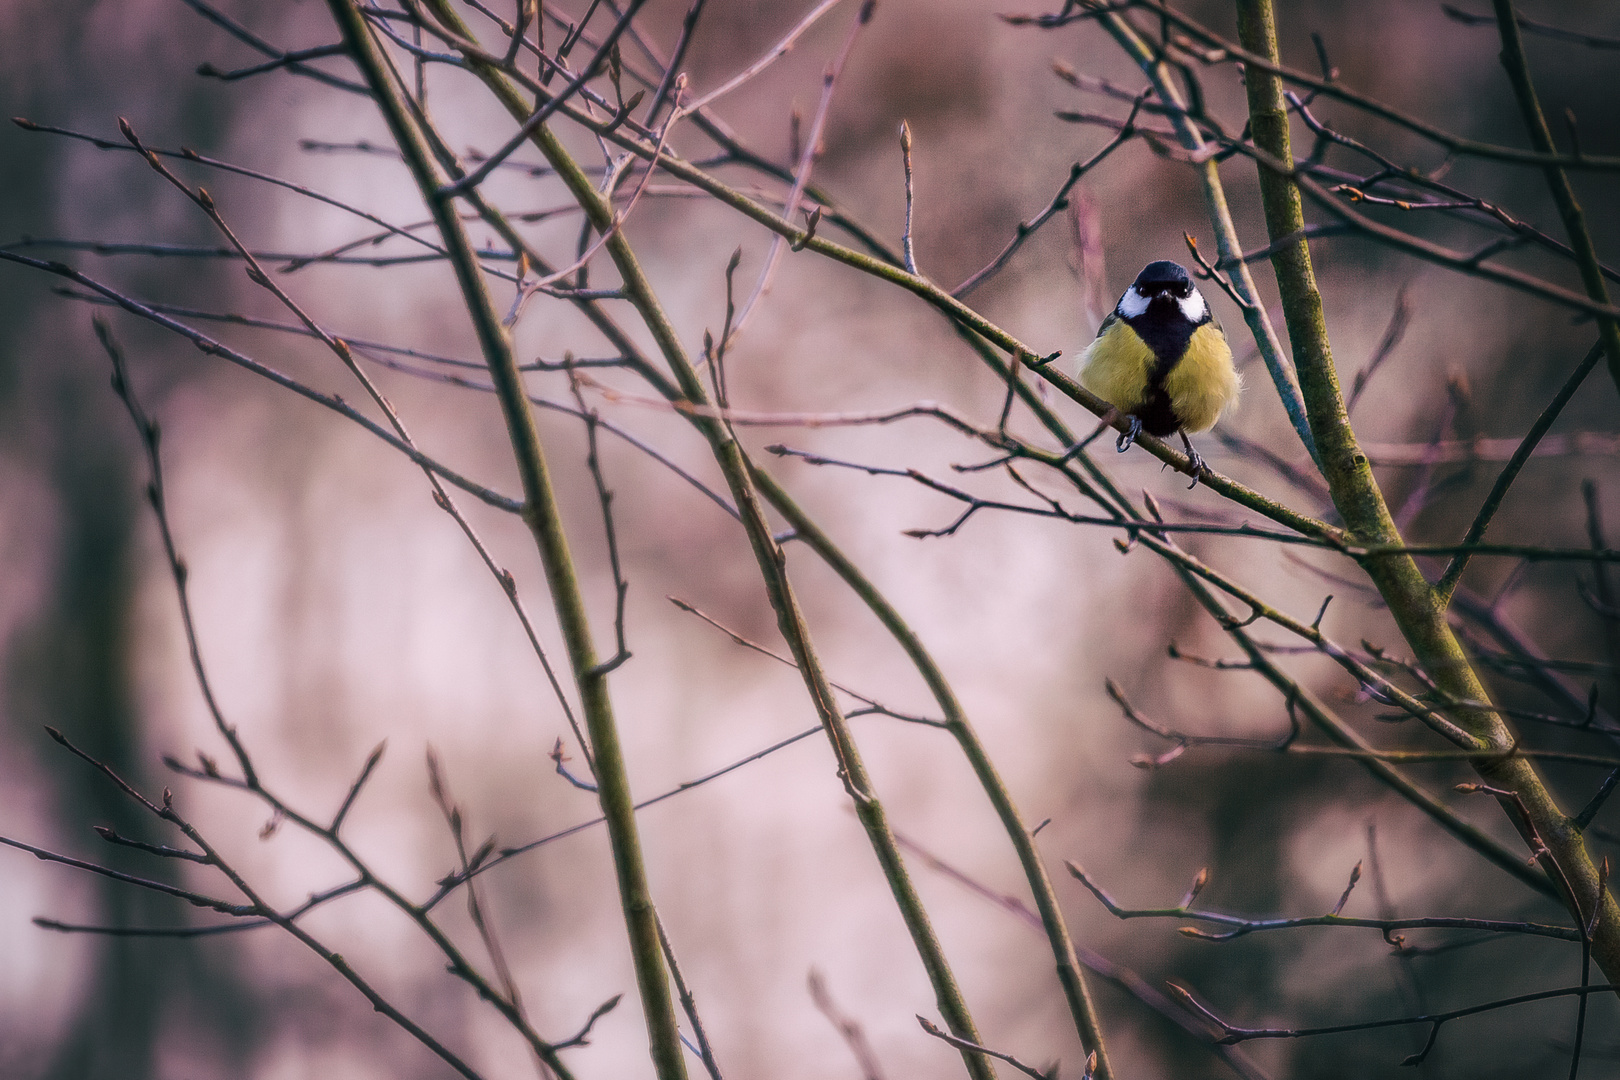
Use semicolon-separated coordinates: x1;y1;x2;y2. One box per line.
1079;260;1240;479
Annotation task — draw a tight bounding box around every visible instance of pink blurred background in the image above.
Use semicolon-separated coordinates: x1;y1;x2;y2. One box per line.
3;2;1619;1077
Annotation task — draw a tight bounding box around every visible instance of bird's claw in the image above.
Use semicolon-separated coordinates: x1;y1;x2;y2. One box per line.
1115;415;1142;454
1179;431;1208;489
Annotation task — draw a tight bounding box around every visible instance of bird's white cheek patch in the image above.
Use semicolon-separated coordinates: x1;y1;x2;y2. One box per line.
1118;287;1150;318
1178;290;1207;323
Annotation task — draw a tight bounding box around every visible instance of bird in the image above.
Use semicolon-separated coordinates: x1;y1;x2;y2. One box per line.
1078;260;1240;483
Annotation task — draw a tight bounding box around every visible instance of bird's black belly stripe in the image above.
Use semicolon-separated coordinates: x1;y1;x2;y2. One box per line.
1132;386;1182;437
1123;304;1203;435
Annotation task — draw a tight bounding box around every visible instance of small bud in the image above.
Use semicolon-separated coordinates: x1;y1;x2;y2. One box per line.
1143;490;1164;522
791;206;822;252
1184;866;1210;907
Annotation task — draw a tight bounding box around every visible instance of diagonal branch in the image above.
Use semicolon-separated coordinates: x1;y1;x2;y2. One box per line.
324;4;690;1076
422;5;1010;1074
1491;0;1620;397
1434;339;1605;603
1233;0;1620;984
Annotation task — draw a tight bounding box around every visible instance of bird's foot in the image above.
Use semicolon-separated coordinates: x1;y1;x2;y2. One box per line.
1179;430;1209;489
1115;415;1142;454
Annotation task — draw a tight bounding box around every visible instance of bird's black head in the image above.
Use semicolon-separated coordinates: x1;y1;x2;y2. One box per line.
1133;260;1193;298
1116;259;1208;328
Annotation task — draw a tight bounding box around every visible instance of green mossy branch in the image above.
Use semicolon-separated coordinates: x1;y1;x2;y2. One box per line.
324;4;690;1077
1233;0;1620;985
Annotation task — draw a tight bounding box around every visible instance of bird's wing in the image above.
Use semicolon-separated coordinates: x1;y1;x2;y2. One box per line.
1092;309;1119;340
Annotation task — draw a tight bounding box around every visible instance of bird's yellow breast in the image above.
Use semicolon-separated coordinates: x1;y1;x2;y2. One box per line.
1078;318;1156;412
1079;319;1239;434
1163;322;1240;433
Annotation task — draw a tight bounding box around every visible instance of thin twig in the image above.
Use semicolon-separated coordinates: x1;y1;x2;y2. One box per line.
726;0;876;345
809;971;888;1080
1119;0;1620;170
1068;861;1578;943
890;828;1274;1079
667;596;945;727
1168;978;1617;1063
1435;339;1605;603
11;119;454;265
177;0;369;92
1346;281;1412;416
917;1017;1056;1080
1491;0;1620;396
440;0;651;196
656;914;725;1080
425;749;535;1056
678;0;849;113
434;724;824;906
644;0;707;124
1443;4;1620;51
952;89;1147;298
899;120;917;275
569;366;632;678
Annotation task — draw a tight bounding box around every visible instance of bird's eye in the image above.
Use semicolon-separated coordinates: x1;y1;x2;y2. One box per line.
1176;283;1192;298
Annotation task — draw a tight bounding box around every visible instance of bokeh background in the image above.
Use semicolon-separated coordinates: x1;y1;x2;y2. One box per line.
4;1;1620;1077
